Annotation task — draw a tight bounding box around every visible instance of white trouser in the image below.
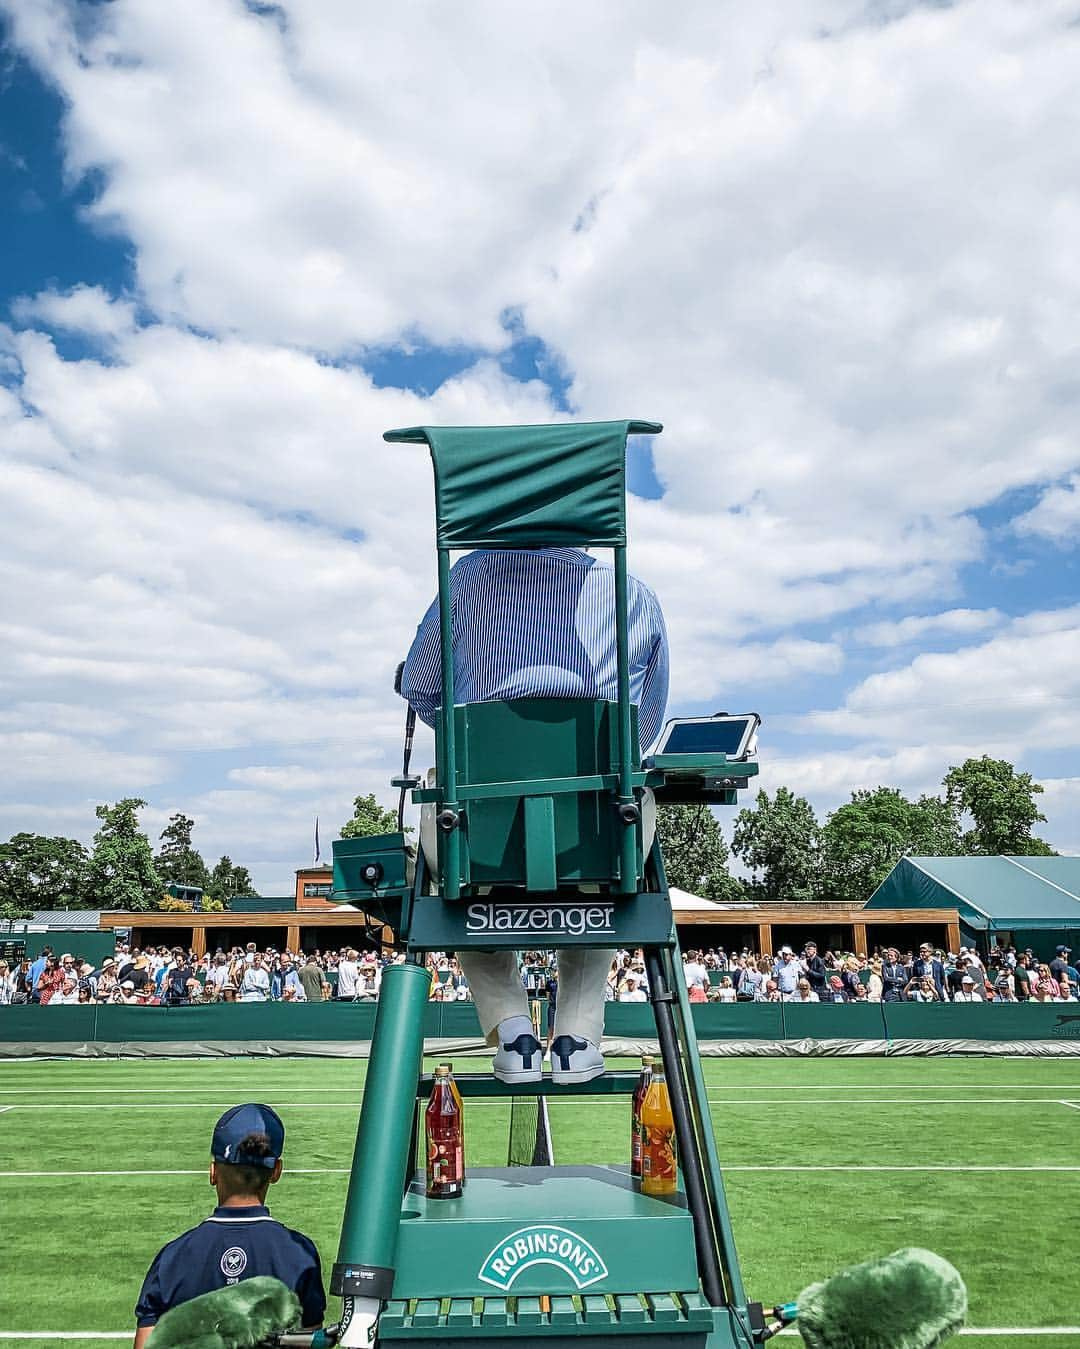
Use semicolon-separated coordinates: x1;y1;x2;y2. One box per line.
459;948;614;1048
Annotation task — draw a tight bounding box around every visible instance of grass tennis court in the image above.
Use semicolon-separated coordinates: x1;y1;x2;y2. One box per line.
1;1055;1077;1348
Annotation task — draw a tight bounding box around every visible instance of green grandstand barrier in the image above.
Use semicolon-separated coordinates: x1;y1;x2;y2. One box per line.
4;1000;1079;1047
781;1002;888;1040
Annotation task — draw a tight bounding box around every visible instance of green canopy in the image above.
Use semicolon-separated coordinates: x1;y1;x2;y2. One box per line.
867;855;1080;931
384;420;661;549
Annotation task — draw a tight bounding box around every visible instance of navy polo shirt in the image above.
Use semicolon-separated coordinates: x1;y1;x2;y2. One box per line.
135;1205;325;1328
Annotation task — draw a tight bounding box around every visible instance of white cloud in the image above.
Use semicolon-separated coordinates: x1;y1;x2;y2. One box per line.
802;606;1080;753
3;0;1080;885
1015;474;1080;543
10;285;136;340
852;609;1003;648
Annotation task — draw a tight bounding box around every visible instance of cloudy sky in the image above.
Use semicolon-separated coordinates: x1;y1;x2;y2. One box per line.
1;0;1078;895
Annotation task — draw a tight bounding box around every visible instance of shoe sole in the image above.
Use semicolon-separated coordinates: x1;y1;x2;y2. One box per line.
493;1066;543;1084
550;1063;606;1086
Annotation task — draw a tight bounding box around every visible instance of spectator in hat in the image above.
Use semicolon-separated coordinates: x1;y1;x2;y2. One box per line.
1011;954;1033;1001
1051;945;1080;989
133;1103;324;1345
775;948;801;999
952;974;983;1003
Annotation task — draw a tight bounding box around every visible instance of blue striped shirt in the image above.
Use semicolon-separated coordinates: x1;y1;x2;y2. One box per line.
401;548;669;750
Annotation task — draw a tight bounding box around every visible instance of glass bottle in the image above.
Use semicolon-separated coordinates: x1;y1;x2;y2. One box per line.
426;1065;464;1198
640;1062;677;1195
630;1055;654;1180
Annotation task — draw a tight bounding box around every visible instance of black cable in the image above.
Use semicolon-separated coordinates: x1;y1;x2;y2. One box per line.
397;705;416;833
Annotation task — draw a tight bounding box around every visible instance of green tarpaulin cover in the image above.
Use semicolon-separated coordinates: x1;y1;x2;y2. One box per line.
384;421;661;549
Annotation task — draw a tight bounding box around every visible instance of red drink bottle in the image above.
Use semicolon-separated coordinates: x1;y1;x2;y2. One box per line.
426;1065;464;1198
631;1055;654;1180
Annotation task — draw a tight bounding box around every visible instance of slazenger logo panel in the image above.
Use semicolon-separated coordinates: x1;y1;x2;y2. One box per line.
465;903;615;938
478;1225;609;1290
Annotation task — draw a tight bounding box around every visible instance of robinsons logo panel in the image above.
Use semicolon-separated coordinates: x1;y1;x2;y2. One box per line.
478;1225;609;1291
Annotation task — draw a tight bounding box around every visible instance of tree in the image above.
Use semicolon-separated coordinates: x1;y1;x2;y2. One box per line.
821;787;961;905
85;798;162;911
341;793;400;839
207;855;256;903
155;813;211;890
731;787;821;902
0;833;89;914
655;805;744;900
943;756;1055;856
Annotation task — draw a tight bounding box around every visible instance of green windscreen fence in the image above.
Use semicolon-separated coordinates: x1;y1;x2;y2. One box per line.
3;1001;1080;1051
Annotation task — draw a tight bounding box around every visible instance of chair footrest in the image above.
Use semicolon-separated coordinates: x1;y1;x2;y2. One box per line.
379;1292;712;1338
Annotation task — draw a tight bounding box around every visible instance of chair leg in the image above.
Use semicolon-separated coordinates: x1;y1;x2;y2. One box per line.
645;949;726;1309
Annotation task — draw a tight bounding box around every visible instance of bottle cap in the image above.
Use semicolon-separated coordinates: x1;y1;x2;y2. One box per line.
435;1065;449;1077
642;1055;655;1066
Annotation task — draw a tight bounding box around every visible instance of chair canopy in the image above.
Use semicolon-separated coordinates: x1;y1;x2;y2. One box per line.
384;420;661;550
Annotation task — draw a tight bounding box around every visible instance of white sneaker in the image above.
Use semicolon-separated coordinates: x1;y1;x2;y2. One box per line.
493;1030;543;1083
550;1035;605;1085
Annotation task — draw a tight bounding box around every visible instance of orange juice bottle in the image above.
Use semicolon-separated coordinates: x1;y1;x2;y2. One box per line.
630;1055;654;1180
640;1063;677;1195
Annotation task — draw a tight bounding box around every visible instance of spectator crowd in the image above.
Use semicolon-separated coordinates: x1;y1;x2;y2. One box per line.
2;938;1077;1008
670;941;1080;1004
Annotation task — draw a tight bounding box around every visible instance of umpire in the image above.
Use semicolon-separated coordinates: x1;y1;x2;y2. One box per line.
133;1104;325;1345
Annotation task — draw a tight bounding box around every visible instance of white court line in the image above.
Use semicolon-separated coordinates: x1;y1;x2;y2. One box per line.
777;1330;1080;1339
2;1164;1079;1178
1;1097;1075;1110
3;1329;1078;1342
1061;1100;1080;1110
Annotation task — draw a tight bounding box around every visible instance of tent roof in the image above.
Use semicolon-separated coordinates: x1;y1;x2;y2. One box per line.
866;856;1080;930
669;887;757;913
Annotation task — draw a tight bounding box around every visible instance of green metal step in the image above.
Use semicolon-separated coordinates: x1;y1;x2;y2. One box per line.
391;1166;697;1301
379;1291;713;1338
416;1073;640;1099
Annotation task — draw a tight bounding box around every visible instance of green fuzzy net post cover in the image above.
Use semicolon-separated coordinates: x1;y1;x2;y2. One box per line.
796;1247;967;1349
148;1276;301;1349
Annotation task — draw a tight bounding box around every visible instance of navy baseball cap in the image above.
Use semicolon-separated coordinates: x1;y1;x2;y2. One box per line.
211;1103;285;1168
1057;945;1071;955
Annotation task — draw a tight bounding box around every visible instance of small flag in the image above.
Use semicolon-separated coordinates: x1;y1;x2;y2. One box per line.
314;815;321;864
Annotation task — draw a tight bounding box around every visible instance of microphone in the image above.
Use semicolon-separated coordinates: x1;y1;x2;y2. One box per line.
149;1276;304;1349
776;1247;967;1349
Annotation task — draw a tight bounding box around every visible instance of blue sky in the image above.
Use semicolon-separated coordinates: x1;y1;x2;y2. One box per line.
1;1;1078;893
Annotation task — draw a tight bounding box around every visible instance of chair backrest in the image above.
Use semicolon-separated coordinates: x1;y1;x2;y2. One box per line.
388;420;662;899
437;698;640;891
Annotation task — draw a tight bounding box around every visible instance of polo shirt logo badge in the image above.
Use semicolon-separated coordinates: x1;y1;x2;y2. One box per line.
221;1247;248;1280
478;1225;607;1290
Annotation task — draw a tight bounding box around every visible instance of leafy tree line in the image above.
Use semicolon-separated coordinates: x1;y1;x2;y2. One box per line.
658;755;1054;906
0;801;255;919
